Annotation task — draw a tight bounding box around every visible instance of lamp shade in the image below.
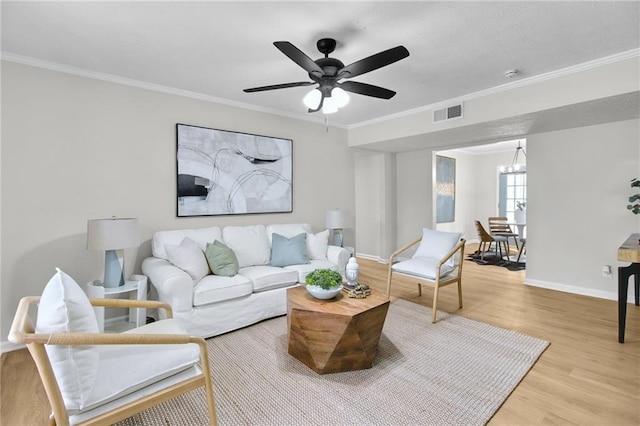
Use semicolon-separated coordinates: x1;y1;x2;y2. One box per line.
325;209;345;229
87;218;140;250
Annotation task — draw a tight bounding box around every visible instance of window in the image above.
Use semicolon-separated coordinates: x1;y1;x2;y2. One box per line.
499;171;526;222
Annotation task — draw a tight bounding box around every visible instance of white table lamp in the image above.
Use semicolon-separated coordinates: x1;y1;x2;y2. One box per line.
325;209;346;247
87;218;140;288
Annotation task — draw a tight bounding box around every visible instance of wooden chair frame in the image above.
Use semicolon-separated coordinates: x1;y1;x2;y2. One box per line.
475;220;508;260
488;216;519;252
387;238;466;323
9;297;218;426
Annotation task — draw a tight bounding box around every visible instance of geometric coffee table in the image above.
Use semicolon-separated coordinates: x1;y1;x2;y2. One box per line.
286;286;390;374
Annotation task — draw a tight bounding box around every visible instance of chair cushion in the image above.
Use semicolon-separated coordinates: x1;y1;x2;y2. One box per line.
307;230;330;260
392;258;455;280
239;265;299;292
270;233;310;267
413;228;462;267
165;237;210;281
82;319;200;413
193;274;253;306
35;268;100;412
222;225;271;268
205;240;239;277
152;226;222;260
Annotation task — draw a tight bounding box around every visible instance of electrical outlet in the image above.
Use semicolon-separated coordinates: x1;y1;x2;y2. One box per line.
602;265;612;278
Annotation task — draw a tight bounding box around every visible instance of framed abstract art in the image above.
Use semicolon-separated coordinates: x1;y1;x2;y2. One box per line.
435;155;455;223
176;123;293;217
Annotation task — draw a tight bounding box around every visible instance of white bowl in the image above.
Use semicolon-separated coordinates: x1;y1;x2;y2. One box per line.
305;284;343;300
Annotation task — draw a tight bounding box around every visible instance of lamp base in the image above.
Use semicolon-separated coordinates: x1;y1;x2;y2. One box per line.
331;229;343;247
104;249;125;288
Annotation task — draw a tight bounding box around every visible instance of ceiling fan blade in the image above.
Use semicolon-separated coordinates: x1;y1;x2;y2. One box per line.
243;81;315;93
338;46;409;79
338;81;396;99
274;41;324;78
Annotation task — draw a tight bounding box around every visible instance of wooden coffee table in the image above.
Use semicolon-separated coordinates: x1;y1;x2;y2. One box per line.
286;285;390;374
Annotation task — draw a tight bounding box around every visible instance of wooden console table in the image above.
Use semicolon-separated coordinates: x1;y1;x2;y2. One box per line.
617;233;640;343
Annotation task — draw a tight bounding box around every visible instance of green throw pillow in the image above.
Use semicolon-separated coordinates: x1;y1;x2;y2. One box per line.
269;232;310;267
205;240;239;277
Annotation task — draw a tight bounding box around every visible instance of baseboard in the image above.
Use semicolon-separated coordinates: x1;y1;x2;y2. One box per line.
356;252;389;264
525;278;637;303
1;340;25;353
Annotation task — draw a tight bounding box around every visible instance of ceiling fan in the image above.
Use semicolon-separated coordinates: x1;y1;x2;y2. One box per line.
243;38;410;113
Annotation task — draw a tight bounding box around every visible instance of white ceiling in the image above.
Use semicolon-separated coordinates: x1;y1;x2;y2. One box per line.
2;1;639;128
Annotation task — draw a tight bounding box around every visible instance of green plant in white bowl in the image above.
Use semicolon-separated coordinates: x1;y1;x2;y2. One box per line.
305;269;343;299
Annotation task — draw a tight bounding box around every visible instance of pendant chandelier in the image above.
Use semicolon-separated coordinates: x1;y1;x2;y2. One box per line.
500;141;526;174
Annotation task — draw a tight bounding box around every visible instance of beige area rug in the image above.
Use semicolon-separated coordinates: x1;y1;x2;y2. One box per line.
118;299;549;426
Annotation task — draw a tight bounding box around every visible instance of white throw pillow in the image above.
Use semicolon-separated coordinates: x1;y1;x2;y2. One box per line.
35;268;100;412
152;226;222;260
165;237;210;281
222;225;271;268
307;229;330;260
412;228;463;267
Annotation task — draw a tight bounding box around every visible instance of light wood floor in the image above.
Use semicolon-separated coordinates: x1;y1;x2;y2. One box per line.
2;246;639;425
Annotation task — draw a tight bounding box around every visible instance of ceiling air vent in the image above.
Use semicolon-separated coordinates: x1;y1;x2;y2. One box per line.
433;103;463;122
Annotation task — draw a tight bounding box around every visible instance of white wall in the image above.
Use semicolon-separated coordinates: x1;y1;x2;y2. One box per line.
395;149;434;257
526;119;640;300
1;61;354;341
354;150;397;259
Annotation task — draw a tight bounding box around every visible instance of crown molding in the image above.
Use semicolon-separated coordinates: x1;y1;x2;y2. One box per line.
0;52;349;130
2;48;637;132
348;48;640;129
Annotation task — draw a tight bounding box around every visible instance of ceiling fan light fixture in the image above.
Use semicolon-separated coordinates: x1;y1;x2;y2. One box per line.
322;98;339;114
331;87;350;108
303;88;322;109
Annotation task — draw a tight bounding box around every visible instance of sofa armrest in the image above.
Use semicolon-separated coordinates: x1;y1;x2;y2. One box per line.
327;245;350;277
141;257;194;315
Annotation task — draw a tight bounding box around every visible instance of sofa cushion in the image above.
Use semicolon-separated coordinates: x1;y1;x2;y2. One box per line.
285;259;338;283
269;233;310;267
165;237;210;281
307;229;330;260
193;274;253;306
266;223;312;244
205;240;239;277
239;265;299;292
152;226;222;260
413;228;462;267
222;225;270;268
83;319;200;412
392;258;455;280
35;268;99;413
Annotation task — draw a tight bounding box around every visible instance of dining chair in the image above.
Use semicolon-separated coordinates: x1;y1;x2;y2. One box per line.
517;237;527;262
386;228;466;323
8;268;218;426
488;216;519;253
475;220;508;260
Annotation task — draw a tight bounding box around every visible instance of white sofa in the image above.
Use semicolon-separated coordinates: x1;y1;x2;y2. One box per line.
141;223;350;338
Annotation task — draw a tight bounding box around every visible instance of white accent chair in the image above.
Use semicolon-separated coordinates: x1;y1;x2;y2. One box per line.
8;268;217;426
387;229;466;323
